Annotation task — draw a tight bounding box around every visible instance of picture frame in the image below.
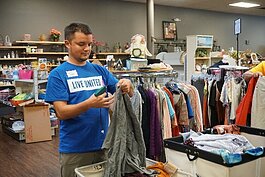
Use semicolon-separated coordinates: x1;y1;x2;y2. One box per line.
162;21;177;40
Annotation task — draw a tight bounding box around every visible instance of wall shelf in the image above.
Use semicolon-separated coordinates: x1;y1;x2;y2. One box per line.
0;57;37;60
88;59;107;61
15;41;64;45
195;57;211;60
97;52;129;55
197;46;212;49
15;79;47;84
0;45;39;65
23;52;68;55
9;41;67;65
47;64;59;67
0;46;37;49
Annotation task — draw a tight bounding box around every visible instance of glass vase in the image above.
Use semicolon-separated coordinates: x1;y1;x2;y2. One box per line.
51;35;60;42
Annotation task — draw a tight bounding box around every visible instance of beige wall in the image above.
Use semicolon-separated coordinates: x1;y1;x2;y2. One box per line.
0;0;265;55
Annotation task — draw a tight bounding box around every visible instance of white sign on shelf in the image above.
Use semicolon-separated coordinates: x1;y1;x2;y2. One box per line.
196;36;213;47
234;18;241;35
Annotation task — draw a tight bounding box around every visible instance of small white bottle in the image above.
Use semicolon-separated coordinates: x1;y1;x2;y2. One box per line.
11;51;15;58
26;45;31;53
15;51;19;58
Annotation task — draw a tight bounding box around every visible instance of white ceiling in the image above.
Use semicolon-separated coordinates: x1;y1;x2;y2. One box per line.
121;0;265;16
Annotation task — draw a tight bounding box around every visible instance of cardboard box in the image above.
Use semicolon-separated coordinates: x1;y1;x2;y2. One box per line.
23;104;52;143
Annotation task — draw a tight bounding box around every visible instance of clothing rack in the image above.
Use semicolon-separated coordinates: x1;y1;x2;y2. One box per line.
113;70;178;79
208;66;249;74
208;65;249;74
206;65;249;81
192;65;249;128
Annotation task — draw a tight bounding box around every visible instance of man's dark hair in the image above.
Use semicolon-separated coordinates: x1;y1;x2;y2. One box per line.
64;23;92;41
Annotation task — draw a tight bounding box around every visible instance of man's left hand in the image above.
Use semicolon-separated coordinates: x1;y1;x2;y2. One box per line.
117;79;134;97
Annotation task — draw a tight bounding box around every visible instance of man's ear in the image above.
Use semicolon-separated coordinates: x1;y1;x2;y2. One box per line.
64;40;70;49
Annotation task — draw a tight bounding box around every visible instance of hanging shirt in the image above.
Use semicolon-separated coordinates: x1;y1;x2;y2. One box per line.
179;89;194;119
209;80;219;127
138;85;151;158
230;78;244;121
251;76;265;129
185;84;203;131
163;87;179;136
146;89;163;160
235;77;258;126
164;92;175;119
161;91;173;139
130;89;143;124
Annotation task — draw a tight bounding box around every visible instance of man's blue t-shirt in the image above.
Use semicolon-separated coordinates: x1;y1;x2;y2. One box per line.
45;61;118;153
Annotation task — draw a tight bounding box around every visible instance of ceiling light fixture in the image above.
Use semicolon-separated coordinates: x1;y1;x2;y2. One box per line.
229;2;260;8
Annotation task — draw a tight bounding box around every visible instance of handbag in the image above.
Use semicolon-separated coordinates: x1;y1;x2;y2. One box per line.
18;69;33;79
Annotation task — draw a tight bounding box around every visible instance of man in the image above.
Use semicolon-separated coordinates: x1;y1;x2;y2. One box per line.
45;22;133;177
243;61;265;81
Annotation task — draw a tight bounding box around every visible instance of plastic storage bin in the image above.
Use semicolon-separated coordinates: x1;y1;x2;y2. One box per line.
239;126;265;177
164;126;265;177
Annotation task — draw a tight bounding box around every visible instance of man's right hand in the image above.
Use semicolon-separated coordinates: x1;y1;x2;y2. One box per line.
89;92;114;108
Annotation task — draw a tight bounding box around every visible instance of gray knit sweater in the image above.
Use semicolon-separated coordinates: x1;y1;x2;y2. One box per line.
102;88;147;177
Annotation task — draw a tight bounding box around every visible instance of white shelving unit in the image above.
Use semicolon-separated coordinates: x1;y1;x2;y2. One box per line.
185;35;213;81
14;69;47;102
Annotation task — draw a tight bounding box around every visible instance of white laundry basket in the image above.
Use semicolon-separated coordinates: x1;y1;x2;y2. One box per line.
75;158;192;177
75;161;106;177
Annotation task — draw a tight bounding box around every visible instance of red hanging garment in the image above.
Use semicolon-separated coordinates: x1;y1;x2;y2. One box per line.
235;77;258;126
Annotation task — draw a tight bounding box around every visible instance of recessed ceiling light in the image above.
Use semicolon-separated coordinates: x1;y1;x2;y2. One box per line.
229;2;260;8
